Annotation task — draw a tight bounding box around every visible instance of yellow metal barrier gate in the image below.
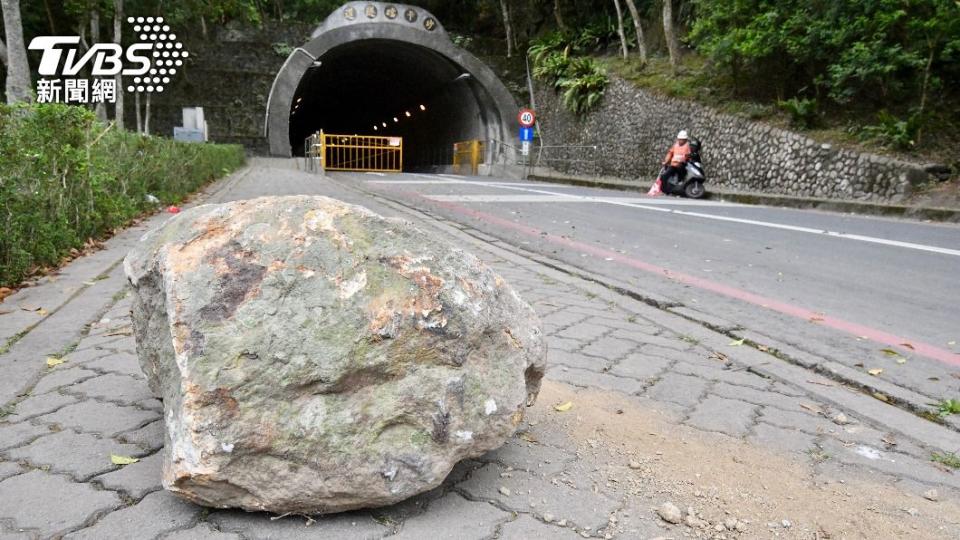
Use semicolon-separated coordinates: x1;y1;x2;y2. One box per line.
304;131;403;173
452;140;484;175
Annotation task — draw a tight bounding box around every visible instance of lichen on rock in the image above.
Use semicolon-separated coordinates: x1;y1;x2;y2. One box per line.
123;195;546;513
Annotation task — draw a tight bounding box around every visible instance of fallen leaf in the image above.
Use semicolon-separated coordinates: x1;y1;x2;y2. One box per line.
949;341;956;346
19;303;40;312
854;362;865;368
900;343;915;350
873;392;889;402
729;338;745;347
110;454;139;465
757;345;770;352
105;327;133;337
880;348;901;357
0;309;12;315
928;377;940;382
554;401;573;412
0;287;12;302
46;357;65;367
807;379;837;387
868;368;884;376
880;434;897;446
809;315;825;323
895;358;907;365
710;351;730;363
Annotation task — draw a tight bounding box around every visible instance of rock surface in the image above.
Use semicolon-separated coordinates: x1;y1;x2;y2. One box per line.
123;195;546;514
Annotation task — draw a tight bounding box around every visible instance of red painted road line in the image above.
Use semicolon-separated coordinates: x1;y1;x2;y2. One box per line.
381;185;960;368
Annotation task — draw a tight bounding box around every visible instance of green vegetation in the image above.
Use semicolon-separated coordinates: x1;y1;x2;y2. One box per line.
932;451;960;469
530;31;611;116
936;398;960;418
0;103;245;287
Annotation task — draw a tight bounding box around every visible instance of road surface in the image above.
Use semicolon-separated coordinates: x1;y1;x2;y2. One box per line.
348;170;960;409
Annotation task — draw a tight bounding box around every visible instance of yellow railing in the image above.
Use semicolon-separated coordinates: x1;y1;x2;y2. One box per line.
304;131;403;173
452;139;484;175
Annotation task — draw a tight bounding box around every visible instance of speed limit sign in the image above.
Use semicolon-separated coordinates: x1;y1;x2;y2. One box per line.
518;108;536;127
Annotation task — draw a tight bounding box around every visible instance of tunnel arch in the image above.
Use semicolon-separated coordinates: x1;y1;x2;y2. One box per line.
265;2;519;173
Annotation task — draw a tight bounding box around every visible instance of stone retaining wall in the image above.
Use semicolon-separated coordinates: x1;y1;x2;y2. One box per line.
535;77;931;202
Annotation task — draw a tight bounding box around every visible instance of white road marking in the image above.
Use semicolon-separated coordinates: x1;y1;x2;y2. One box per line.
483;183;960;258
366;174;960;256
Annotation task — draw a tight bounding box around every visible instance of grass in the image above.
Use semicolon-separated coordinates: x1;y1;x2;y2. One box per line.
936;399;960;418
932;451;960;469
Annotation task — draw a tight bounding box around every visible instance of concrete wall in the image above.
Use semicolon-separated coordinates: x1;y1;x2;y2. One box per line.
535;77;931;202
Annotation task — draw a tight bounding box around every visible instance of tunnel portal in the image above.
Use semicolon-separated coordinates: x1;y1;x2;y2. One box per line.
266;2;519;173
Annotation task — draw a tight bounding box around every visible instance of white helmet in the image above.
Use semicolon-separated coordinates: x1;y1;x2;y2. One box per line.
677;130;689;139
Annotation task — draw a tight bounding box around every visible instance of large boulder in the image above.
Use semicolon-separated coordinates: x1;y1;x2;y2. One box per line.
123;195;545;514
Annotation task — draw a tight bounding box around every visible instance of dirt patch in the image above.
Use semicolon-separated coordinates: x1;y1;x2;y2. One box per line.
527;380;960;539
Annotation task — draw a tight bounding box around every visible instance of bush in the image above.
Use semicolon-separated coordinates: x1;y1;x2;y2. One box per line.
778;97;818;128
529;33;610;116
0;103;246;287
559;58;610;115
859;110;925;150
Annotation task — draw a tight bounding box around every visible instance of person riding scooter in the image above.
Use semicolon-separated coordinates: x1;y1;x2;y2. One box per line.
661;130;692;187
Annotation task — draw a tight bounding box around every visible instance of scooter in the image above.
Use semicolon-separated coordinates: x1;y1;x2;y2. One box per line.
658;138;706;199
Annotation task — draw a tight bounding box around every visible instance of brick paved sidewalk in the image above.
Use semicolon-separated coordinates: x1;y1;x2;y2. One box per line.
2;161;959;539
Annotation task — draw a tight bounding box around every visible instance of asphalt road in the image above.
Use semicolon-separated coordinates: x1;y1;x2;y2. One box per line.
340;171;960;407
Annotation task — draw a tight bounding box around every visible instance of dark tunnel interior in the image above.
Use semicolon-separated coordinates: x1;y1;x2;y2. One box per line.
288;39;497;169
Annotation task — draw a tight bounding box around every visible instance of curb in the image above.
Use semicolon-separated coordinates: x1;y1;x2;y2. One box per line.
528;174;960;223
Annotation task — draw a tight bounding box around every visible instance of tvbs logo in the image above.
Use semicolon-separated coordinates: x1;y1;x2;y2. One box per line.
29;16;188;103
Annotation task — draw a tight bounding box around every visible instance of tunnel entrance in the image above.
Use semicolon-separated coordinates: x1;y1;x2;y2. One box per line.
266;1;519;174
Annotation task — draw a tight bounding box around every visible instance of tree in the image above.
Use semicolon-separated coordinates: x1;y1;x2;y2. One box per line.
112;0;123;129
662;0;680;74
612;0;629;59
90;3;107;121
1;0;33;103
623;0;647;63
499;0;513;58
553;0;566;32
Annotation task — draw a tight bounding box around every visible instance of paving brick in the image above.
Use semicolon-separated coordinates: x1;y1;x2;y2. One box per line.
548;350;607;372
747;422;818;455
7;392;78;421
161;523;242;540
0;461;24;481
6;430;144;481
672;362;771;390
0;470;120;537
209;509;388;539
634;333;695;352
818;439;960;490
580;335;637;360
594;319;661;336
65;490;199;540
557;322;609;342
32;366;99;395
609;353;672;381
68;373;154;405
546;336;586;352
644;372;709;407
95;451;162;498
37;400;158;436
0;422;51;451
541;310;590;328
81;352;146;380
686;396;758;437
711;381;807;411
759;408;837;435
62;347;112;365
549;366;645;395
478;436;575;476
392;492;509;540
117;420;165;451
458;463;617;530
498;514;583;539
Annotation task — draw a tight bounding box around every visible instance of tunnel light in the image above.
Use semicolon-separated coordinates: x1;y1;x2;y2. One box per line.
296;97;302;103
373;125;378;131
382;122;387;127
393;117;399;123
405;111;411;117
419;104;426;111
